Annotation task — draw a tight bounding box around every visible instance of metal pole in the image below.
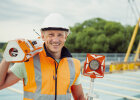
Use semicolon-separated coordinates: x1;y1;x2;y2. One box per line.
88;78;95;100
124;18;140;62
134;41;140;62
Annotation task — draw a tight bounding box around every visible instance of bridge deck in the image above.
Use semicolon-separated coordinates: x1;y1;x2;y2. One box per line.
0;70;140;100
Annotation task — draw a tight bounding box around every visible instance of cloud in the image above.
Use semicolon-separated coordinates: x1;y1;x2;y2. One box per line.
0;20;40;42
0;0;45;23
0;0;140;42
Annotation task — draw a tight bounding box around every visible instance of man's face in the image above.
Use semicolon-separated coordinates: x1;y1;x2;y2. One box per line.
41;30;67;53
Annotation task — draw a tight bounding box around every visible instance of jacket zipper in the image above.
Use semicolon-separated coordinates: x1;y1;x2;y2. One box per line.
54;59;62;100
54;62;58;100
50;57;64;100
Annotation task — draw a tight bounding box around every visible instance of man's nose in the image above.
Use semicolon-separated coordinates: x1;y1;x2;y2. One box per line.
52;36;59;42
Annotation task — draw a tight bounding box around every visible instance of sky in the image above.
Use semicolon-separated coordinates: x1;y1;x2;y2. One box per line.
0;0;140;42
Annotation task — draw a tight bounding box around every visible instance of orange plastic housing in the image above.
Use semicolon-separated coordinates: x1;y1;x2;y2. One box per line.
3;39;43;63
83;53;105;78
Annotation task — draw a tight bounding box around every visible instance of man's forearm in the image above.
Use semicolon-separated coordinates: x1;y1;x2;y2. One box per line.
0;59;10;85
78;94;86;100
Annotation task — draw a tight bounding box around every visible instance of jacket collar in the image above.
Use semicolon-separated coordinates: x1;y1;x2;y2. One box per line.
43;43;72;59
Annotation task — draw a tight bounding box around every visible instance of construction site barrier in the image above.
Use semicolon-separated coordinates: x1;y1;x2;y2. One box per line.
109;61;140;72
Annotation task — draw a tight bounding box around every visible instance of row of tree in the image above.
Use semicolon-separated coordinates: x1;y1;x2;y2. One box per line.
65;18;140;53
0;43;7;52
0;18;139;53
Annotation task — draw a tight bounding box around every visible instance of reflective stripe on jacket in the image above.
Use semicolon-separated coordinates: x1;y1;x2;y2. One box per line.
23;45;80;100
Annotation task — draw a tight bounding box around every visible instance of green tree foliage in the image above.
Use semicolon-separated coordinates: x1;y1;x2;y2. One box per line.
65;18;139;53
0;43;7;52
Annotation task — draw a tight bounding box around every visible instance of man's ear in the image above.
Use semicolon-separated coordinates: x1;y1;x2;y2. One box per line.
65;33;68;40
41;31;45;41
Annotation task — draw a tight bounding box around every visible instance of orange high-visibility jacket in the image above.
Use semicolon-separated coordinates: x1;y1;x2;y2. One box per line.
23;44;80;100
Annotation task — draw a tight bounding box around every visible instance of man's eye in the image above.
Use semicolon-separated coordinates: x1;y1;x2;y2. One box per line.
49;34;53;36
58;34;63;37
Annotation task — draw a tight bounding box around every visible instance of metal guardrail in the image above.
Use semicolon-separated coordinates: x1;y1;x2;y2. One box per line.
72;53;135;62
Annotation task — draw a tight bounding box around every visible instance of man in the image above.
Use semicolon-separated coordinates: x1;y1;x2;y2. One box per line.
0;13;86;100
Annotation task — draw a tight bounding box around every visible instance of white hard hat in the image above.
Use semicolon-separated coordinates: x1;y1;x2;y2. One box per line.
41;13;70;34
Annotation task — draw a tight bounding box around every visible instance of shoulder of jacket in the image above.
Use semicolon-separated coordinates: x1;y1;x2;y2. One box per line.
71;58;80;63
73;58;80;61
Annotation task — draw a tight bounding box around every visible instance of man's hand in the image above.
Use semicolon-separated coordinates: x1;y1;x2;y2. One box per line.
71;84;87;100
